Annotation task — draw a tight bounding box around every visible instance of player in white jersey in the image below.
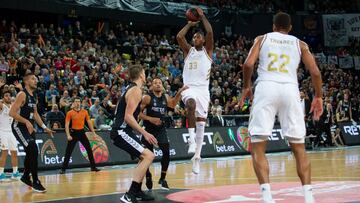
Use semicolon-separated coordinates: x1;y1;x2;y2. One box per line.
0;91;21;181
240;12;323;203
176;7;213;174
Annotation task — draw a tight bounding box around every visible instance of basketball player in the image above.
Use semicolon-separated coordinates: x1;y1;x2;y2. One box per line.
176;7;213;174
140;78;188;190
0;91;21;181
240;12;323;203
59;97;100;174
9;72;55;192
110;65;158;203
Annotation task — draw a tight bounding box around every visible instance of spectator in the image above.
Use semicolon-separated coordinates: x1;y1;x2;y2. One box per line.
45;104;65;127
59;90;71;113
211;107;225;127
45;84;60;108
94;108;111;130
89;98;101;118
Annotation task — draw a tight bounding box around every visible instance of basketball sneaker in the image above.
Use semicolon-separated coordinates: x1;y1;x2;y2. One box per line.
120;192;137;203
134;190;155;201
187;138;196;154
192;156;201;174
32;180;46;193
0;173;9;182
20;175;32;187
158;179;170;190
91;167;101;172
11;171;21;180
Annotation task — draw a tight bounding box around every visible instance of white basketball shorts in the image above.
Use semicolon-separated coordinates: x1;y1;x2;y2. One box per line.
0;131;18;151
181;86;210;118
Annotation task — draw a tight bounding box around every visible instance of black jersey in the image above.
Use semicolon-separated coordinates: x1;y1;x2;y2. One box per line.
143;92;168;132
340;100;351;118
19;89;37;125
112;82;141;131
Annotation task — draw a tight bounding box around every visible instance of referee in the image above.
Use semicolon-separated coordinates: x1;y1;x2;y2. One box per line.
59;97;100;174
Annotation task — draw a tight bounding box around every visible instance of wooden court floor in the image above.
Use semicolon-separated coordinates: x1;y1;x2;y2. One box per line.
1;147;360;203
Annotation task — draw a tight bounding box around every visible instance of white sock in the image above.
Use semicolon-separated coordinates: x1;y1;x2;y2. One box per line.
260;183;273;201
194;122;205;158
0;167;4;174
13;167;18;173
303;185;314;203
188;128;195;143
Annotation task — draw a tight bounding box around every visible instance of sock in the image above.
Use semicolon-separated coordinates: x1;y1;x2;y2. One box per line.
160;171;166;180
260;183;273;200
188;128;195;143
0;167;4;174
13;167;18;173
303;185;314;203
194;122;205;158
129;181;141;194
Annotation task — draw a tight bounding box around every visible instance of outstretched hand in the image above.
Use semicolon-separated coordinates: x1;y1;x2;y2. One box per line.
239;87;253;109
310;97;323;121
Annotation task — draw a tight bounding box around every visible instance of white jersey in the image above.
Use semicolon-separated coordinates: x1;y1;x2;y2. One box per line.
183;47;212;87
256;32;301;85
0;104;13;132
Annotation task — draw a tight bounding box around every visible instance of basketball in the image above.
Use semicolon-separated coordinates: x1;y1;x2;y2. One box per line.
186;8;200;22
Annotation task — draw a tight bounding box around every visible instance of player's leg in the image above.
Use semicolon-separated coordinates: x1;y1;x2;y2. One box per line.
279;84;314;203
112;130;155;202
248;81;278;203
0;143;8;181
182;88;197;154
158;142;170;190
60;135;78;173
141;137;154;190
77;131;99;171
8;132;20;179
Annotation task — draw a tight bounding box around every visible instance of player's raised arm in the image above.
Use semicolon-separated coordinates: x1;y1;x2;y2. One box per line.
177;22;198;57
197;7;213;56
300;40;323;120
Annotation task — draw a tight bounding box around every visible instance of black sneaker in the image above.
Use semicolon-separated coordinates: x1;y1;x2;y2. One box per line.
20;175;32;187
91;167;101;172
59;169;66;174
158;179;170;190
32;180;47;193
120;192;137;203
145;176;153;190
134;190;155;201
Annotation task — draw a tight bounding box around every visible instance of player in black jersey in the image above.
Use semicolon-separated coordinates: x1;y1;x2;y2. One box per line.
110;65;158;203
140;78;187;190
9;72;55;193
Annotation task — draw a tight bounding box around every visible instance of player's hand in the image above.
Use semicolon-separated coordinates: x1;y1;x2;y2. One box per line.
239;87;253;108
150;117;162;126
25;121;34;134
178;85;189;94
14;81;23;90
188;21;199;27
144;131;158;146
310;97;323;121
45;128;55;138
0;78;5;87
196;7;204;18
67;135;73;141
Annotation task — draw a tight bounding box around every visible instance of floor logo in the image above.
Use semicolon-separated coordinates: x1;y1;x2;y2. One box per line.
79;133;109;163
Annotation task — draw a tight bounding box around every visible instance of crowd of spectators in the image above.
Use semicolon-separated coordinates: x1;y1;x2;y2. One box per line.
0;12;359;150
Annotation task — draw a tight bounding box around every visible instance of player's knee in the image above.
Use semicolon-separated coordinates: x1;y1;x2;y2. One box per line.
186;99;196;112
143;149;155;161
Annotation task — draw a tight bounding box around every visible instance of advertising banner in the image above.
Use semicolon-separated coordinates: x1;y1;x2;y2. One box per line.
3;126;290;170
338;122;360;145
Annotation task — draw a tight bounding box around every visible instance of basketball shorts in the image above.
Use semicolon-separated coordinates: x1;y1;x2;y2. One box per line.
11;121;36;148
111;128;145;158
249;81;306;143
0;131;18;151
181;86;210;118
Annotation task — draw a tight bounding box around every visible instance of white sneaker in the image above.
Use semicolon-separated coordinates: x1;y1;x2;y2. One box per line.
187;138;196;154
191;157;201;174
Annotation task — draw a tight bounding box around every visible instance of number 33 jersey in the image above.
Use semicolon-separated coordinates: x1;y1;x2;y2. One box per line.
183;47;212;87
257;32;301;85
